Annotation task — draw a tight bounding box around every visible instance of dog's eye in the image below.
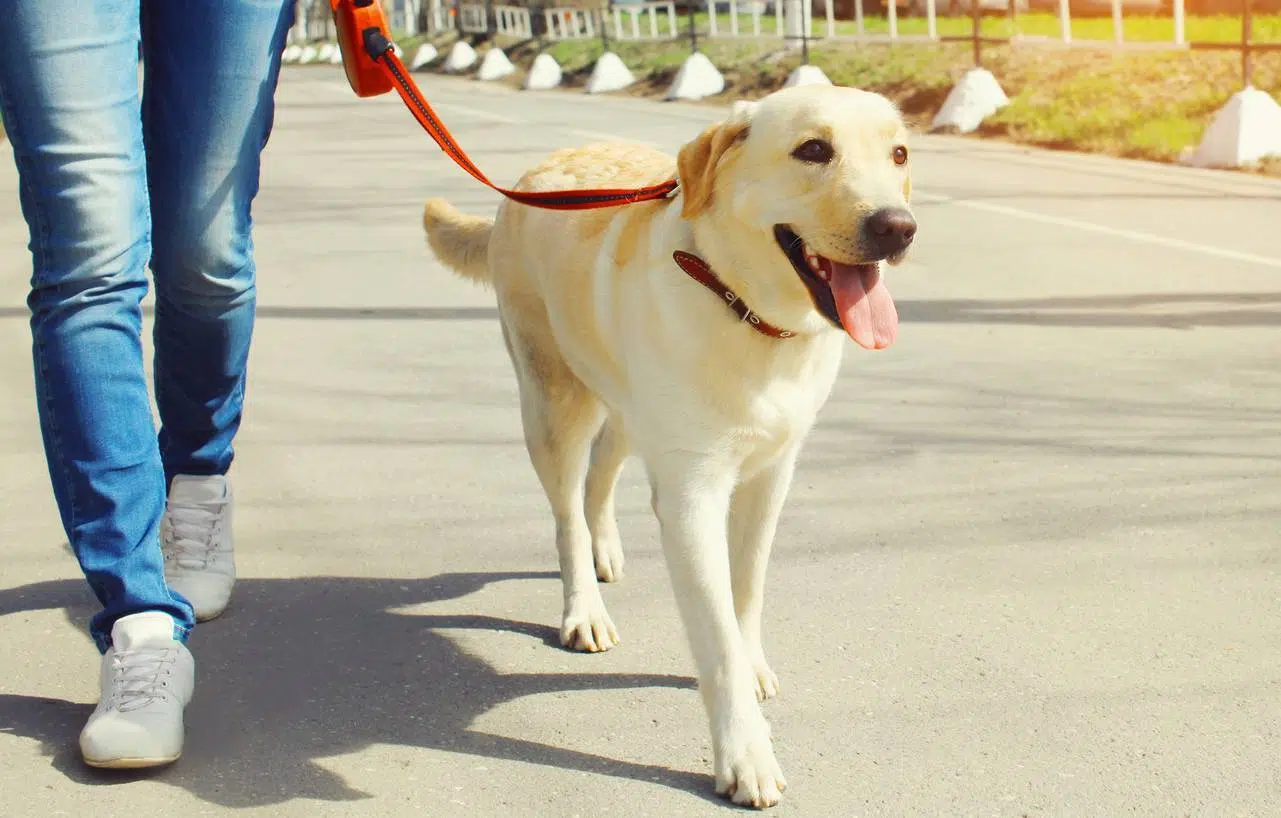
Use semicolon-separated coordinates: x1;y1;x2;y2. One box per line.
791;139;834;164
893;145;909;165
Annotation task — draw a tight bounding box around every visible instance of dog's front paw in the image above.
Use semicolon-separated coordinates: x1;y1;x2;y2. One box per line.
714;726;787;809
592;527;625;583
560;595;620;653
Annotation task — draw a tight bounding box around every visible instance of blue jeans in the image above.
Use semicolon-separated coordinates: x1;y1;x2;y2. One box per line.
0;0;294;652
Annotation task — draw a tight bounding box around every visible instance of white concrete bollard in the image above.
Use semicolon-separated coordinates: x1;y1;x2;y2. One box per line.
443;41;478;73
784;64;832;88
1182;86;1281;169
477;48;515;81
930;67;1010;134
524;53;563;91
665;51;725;102
411;43;438;70
585;51;635;94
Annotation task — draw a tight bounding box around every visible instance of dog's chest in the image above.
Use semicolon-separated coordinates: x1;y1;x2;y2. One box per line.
738;376;827;442
720;342;840;445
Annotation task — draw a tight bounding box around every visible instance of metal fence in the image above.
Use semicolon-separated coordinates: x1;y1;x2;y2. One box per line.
290;0;1280;87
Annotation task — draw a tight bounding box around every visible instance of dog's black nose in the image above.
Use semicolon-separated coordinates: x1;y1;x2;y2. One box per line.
864;208;917;257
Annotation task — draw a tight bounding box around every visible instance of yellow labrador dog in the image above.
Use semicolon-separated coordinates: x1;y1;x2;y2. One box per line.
421;83;916;808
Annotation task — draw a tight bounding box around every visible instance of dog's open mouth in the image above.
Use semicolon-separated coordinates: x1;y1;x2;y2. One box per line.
773;225;898;351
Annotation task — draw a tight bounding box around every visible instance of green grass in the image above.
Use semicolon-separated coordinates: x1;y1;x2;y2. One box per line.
978;47;1280;160
686;9;1281;42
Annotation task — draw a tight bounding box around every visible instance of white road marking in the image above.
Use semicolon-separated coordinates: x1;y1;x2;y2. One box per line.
917;192;1281;270
413;106;656;147
567;128;661;147
431;102;520;125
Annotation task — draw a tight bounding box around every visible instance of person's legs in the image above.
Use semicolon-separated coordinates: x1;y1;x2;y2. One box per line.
0;0;194;651
141;0;293;621
0;0;198;769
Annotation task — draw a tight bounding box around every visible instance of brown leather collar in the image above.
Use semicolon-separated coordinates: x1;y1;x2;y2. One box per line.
672;251;796;339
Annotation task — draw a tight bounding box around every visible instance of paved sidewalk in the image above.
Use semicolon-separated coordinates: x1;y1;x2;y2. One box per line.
1;66;1280;818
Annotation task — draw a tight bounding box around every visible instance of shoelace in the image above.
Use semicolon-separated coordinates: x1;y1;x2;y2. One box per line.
164;496;228;570
110;648;177;712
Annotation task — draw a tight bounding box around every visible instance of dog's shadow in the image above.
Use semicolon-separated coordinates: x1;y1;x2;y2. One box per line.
0;572;710;808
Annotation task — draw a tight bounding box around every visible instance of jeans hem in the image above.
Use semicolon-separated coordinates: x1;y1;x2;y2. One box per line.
92;611;194;654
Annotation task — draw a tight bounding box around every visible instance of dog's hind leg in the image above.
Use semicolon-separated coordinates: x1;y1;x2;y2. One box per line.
729;445;801;703
585;414;628;583
500;314;619;653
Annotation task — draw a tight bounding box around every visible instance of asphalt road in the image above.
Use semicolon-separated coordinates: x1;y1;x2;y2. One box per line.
2;65;1280;818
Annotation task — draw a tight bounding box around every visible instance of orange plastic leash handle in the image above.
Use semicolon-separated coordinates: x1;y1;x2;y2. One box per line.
329;0;679;211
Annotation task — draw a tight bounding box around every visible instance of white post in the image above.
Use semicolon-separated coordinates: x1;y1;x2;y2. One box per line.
708;0;719;35
887;0;897;39
731;0;740;35
408;0;420;35
824;0;834;37
926;0;937;39
783;0;803;48
854;0;864;36
1058;0;1071;43
1111;0;1123;44
1173;0;1185;44
292;0;306;43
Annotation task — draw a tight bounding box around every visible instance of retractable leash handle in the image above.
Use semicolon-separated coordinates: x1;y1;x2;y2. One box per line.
331;0;396;98
328;0;679;211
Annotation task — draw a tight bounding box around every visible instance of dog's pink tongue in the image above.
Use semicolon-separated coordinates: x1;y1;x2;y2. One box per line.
828;262;898;350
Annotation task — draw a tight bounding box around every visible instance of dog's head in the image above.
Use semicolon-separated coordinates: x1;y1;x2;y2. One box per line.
676;85;915;350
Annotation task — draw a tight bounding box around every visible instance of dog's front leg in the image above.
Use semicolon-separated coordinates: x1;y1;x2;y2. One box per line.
648;452;786;809
729;445;801;702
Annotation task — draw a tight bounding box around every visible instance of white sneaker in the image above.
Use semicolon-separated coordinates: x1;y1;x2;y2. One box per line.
161;474;235;621
79;611;195;769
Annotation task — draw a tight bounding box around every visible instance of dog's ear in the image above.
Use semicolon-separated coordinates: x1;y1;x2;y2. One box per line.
676;110;752;219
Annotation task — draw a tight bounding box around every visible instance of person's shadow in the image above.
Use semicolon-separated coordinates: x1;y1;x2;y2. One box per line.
0;572;711;808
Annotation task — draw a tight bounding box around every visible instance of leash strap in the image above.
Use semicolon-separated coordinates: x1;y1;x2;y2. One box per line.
360;29;679;211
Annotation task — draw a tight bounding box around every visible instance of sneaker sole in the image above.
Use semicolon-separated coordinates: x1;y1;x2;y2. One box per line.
193;602;229;622
83;753;181;770
165;576;233;623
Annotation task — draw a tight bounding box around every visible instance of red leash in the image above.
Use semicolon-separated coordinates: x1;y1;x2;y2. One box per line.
329;0;678;211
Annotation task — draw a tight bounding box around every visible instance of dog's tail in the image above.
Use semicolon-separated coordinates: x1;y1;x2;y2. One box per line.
422;198;493;285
